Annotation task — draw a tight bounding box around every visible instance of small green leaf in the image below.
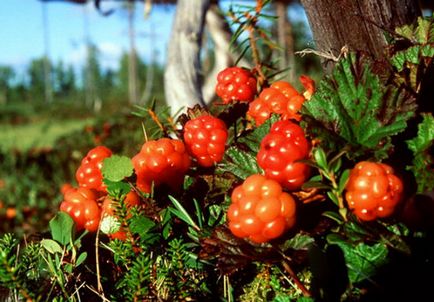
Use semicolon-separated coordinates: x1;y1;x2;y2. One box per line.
41;239;63;254
338;169;350;194
102;155;133;182
313;148;328;170
327;191;339;206
76;252;87;267
49;212;75;245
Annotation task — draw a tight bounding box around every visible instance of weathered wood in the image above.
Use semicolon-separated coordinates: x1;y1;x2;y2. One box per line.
164;0;210;115
300;0;421;69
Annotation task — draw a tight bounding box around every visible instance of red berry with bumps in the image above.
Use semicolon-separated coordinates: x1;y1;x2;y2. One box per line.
345;161;403;221
76;146;112;192
227;174;297;243
132;138;191;193
183;115;228;167
248;80;306;126
215;67;257;103
60;187;101;232
257;120;310;191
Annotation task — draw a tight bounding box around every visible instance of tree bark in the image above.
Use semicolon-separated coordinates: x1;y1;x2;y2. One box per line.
164;0;210;116
276;1;295;83
300;0;421;70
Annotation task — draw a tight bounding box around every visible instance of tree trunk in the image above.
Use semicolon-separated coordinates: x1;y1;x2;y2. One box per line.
276;1;295;83
300;0;421;70
128;3;139;104
164;0;210;116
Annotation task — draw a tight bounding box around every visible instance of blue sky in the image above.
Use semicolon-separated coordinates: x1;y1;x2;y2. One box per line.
0;1;309;74
0;1;176;72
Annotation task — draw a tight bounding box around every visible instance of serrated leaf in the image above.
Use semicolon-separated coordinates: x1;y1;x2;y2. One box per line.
239;114;279;153
327;235;388;283
49;212;75;246
281;233;314;251
129;215;156;237
104;179;131;198
302;52;416;160
102;155;133;182
406;113;434;153
41;239;63;254
219;146;263;179
406;114;434;192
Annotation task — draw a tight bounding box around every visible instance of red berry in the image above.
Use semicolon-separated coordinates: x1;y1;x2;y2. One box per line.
132;138;191;193
60;187;101;232
183;115;228;167
345;161;403;221
216;67;257;103
248;81;306;126
257;120;310;191
76;146;112;192
227;174;296;243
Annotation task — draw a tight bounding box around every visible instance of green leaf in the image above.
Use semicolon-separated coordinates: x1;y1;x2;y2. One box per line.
281;233;314;251
313;148;328;170
102;155;133;182
129;215;156;237
41;239;63;254
338;169;350;194
49;212;75;246
327;235;388;283
219;146;263;180
406;114;434;192
76;252;87;267
239;114;279;153
302;52;416;160
168;195;200;231
104;179;131;198
407;113;434;153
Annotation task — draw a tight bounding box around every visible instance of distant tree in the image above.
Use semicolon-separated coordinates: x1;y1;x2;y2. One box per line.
117;52;146;102
83;44;103;108
54;61;76;97
28;57;50;102
0;66;15;104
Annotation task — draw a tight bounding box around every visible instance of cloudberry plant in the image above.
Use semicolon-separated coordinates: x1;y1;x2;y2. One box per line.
227;174;297;243
132;138;191;193
215;66;257;103
345;161;404;221
257;120;310;191
76;146;112;192
183;114;228;167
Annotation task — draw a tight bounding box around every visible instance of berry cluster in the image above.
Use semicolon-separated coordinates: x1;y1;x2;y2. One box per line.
132;138;191;193
227;174;297;243
75;146;112;192
215;67;257;103
257;120;310;191
248;80;306;126
345;161;403;221
60;187;101;232
183;115;228;167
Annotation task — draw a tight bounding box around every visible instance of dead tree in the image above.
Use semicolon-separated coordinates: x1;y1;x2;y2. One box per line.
164;0;210;115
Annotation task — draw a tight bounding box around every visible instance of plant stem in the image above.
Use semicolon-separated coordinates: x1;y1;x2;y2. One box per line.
281;260;311;297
